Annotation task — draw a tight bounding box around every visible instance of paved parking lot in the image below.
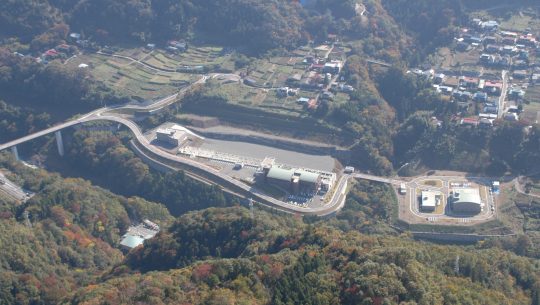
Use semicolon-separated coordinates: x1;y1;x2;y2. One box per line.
200;139;335;172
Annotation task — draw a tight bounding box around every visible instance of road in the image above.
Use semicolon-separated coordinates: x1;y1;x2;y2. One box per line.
406;176;496;223
0;86;509;218
0;66;525;217
81;114;351;216
498;70;508;118
0;86;350;216
514;177;540;199
353;173;402;185
0;74;212;152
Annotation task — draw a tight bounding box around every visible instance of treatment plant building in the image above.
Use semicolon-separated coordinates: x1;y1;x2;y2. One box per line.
450;188;483;214
265;167;322;194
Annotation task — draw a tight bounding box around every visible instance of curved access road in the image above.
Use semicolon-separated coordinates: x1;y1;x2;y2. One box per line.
0;87;350;216
76;112;350;216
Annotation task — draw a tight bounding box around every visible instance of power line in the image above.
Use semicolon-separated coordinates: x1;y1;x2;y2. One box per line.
23;210;32;228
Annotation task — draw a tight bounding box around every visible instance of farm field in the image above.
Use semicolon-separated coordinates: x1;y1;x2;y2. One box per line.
140;47;235;72
247;55;308;88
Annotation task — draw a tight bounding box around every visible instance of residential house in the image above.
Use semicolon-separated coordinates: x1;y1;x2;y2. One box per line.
484;81;503;95
168;40;187;51
69;33;81;40
483;36;498;45
323;61;342;74
277;87;290;97
502;37;516;45
513;60;528;70
485;45;500;53
532;73;540;84
480;53;492;64
453;90;472;101
310;63;325;72
461;117;479;126
460;76;479;90
502;45;517;55
297;97;310;104
513;70;529;80
480;20;499;31
503;113;519;121
508;88;525;99
473;92;488;102
479;118;493;128
43;49;59;60
433;73;445;84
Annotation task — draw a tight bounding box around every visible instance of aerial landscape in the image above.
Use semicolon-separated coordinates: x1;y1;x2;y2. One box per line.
1;0;540;304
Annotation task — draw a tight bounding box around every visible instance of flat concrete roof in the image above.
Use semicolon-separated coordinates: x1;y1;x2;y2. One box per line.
120;235;145;249
421;190;439;208
452;188;482;205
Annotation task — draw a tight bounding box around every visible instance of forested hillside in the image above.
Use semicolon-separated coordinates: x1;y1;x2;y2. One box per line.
61;128;235;216
0;49;129;112
0;0;409;56
0;154;172;304
1;0;540;304
67;207;540;305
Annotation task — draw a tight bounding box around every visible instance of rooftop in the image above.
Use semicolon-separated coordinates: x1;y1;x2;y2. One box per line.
120;235;145;249
266;167;321;184
421;191;439;208
452;188;482;205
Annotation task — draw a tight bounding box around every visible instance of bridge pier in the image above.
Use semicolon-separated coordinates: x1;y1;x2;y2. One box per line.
55;131;64;156
11;146;19;161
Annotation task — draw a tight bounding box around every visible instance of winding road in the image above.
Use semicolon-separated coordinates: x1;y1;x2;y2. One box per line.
0;76;351;216
2;72;532;217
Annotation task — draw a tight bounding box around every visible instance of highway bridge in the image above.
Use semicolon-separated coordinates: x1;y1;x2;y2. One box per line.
0;109;353;216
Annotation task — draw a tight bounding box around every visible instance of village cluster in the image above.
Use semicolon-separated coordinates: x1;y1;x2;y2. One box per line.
412;17;540;128
243;36;353;111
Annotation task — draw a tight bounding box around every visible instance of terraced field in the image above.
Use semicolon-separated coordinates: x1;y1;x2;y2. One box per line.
65;51;199;100
140;46;235;72
247;56;306;88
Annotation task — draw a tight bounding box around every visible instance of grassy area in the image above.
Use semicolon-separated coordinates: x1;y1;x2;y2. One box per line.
471;7;540;33
523;86;540;124
204;81;309;117
423;180;443;187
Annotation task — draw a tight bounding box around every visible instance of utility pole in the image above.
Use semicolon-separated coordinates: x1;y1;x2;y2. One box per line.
249;198;254;220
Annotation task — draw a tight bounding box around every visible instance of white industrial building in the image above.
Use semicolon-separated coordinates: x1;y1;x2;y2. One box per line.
119;219;160;251
156;128;188;146
420;190;440;212
450;188;483;214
